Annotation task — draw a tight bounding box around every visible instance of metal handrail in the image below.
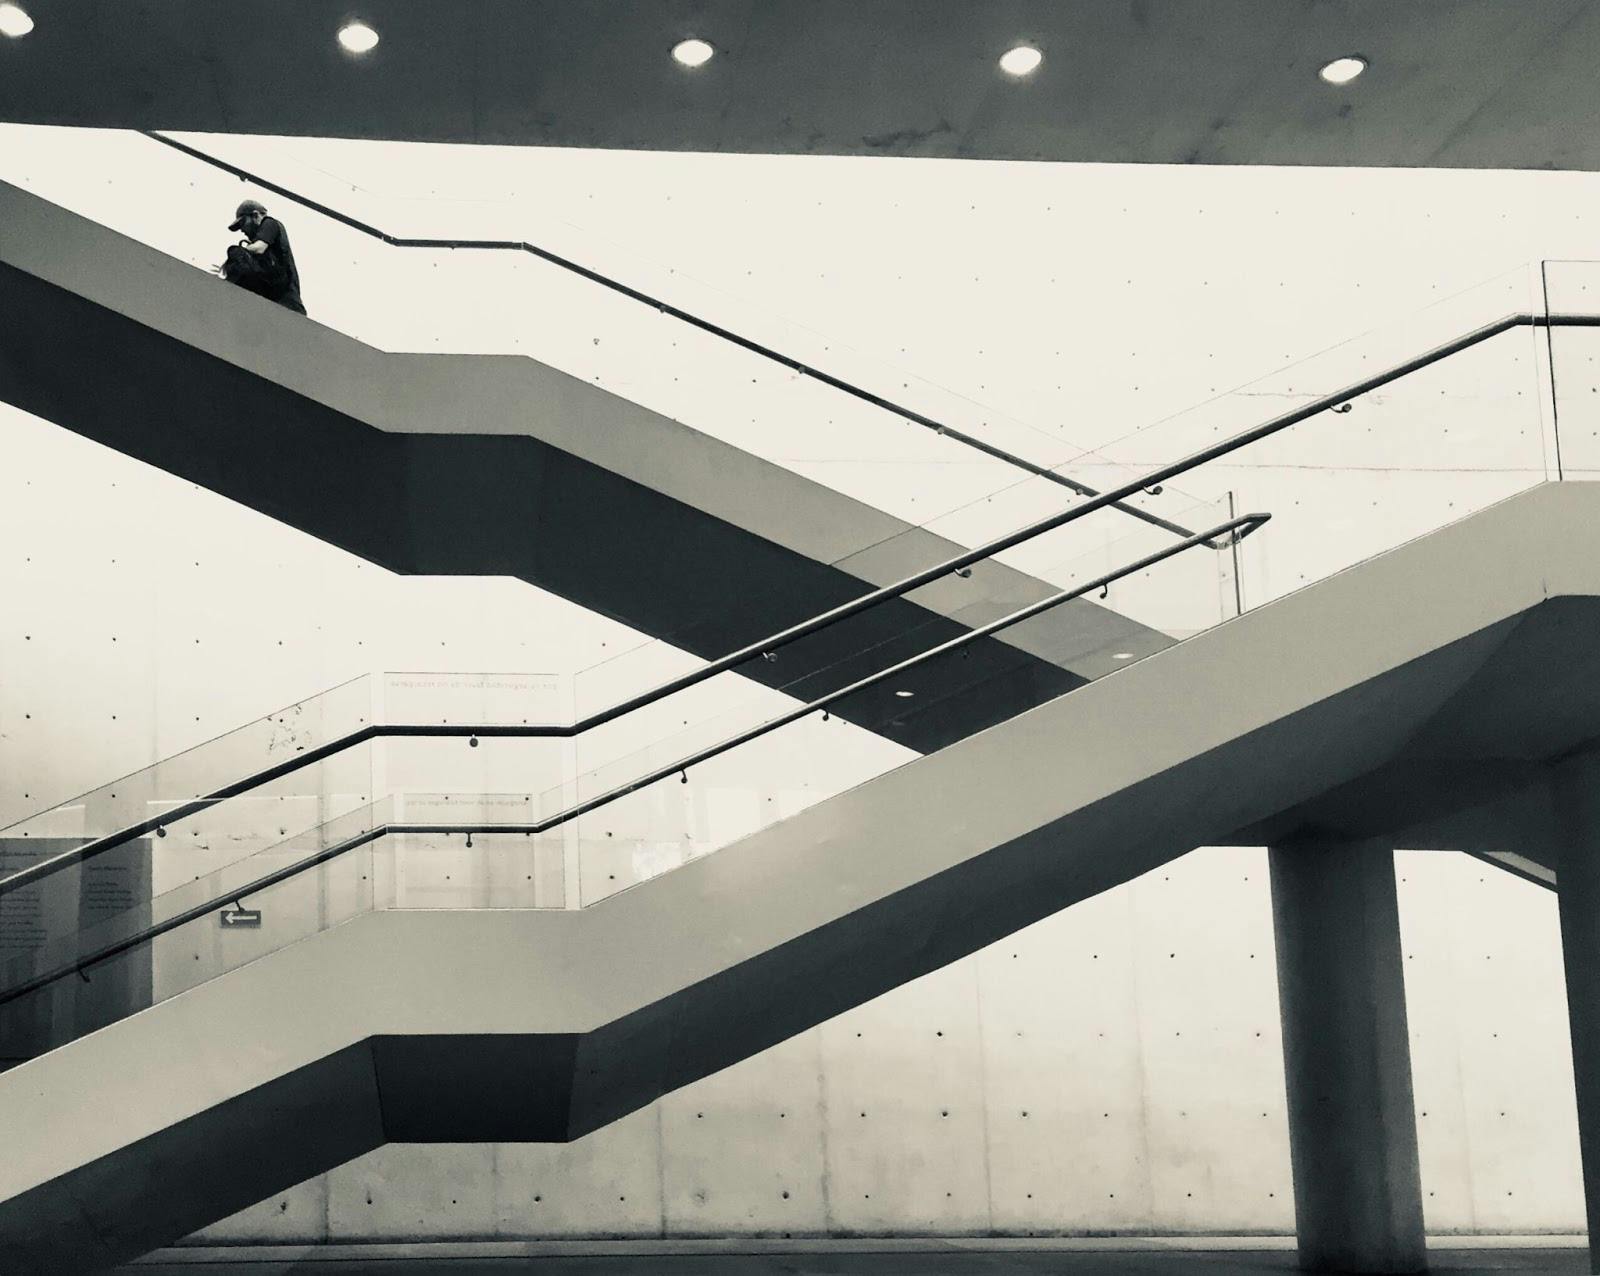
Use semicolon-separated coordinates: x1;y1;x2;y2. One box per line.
0;513;1267;1008
140;130;1203;542
5;305;1594;901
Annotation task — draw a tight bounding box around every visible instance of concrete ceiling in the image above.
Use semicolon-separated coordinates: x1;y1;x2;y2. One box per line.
0;1;1596;169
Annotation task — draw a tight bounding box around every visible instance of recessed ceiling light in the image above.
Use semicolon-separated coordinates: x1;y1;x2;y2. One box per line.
673;37;715;68
999;45;1043;77
1319;55;1366;86
1112;652;1135;661
0;4;34;38
894;689;915;699
338;21;380;54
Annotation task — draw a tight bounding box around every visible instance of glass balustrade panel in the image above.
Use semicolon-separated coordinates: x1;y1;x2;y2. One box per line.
0;800;386;1066
559;496;1239;905
0;676;376;878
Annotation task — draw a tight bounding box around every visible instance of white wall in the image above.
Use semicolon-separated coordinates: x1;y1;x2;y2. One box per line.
0;127;1592;1238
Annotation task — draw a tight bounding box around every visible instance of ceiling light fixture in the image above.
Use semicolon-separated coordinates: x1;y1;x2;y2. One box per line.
1318;55;1366;86
673;37;715;68
894;689;915;699
999;45;1043;77
337;20;380;54
0;3;34;38
1112;652;1135;661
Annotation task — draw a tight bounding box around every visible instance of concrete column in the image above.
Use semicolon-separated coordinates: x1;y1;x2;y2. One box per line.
1551;750;1600;1276
1269;837;1426;1274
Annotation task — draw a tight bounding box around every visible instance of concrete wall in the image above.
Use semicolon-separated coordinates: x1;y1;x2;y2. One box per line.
0;126;1593;1238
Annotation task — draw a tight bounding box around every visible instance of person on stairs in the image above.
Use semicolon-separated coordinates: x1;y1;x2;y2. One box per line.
218;199;306;315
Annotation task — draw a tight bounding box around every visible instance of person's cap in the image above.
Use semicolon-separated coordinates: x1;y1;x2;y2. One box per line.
229;199;267;231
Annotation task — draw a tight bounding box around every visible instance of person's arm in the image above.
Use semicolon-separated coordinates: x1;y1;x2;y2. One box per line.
242;218;282;255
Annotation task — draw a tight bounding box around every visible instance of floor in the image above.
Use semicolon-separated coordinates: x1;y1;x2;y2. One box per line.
122;1241;1594;1276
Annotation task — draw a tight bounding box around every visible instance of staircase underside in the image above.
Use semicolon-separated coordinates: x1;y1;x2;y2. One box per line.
0;483;1594;1271
1227;591;1600;886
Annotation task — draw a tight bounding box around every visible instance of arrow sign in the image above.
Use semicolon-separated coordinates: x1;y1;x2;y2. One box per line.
220;907;262;928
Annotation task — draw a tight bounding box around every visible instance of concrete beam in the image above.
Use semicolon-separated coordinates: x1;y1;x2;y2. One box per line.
1270;838;1426;1274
